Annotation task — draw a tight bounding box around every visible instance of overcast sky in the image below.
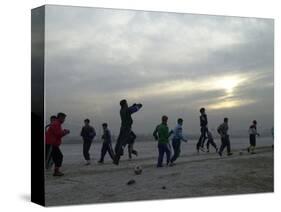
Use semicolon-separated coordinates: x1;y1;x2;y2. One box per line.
45;5;274;136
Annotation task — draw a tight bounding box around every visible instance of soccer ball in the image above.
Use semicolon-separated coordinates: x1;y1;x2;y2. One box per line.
134;165;142;175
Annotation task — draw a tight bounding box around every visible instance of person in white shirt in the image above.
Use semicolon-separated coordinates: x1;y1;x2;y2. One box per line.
170;118;187;165
247;120;260;154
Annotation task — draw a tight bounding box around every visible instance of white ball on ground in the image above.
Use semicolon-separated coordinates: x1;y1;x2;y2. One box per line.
134;165;142;175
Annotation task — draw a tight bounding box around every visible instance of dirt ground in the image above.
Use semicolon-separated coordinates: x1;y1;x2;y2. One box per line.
45;138;273;206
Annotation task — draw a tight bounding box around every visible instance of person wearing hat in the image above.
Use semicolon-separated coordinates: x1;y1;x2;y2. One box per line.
113;99;142;165
247;120;260;154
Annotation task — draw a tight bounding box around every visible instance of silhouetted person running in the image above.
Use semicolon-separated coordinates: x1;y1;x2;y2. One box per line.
128;131;138;160
206;131;218;153
80;119;96;165
217;117;232;157
45;115;56;169
196;107;208;152
247;120;260;154
98;123;115;163
113;99;142;165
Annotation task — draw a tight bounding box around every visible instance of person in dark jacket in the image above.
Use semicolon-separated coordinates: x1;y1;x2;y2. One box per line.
217;117;232;157
98;123;115;163
196;108;208;152
80;119;96;165
113;99;142;165
128;131;138;160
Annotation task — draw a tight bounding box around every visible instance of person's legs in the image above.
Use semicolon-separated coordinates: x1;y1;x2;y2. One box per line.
171;139;177;162
52;146;63;176
114;128;124;154
209;139;218;152
200;127;208;148
83;139;92;161
128;143;132;159
132;149;138;156
114;127;131;165
206;140;210;152
197;127;207;151
197;131;204;151
107;143;115;160
165;143;171;165
99;143;107;163
249;135;256;153
129;131;138;158
45;144;53;169
226;135;232;155
114;128;125;164
157;143;165;167
218;137;226;156
171;139;180;163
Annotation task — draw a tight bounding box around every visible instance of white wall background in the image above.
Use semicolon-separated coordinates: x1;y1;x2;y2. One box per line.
0;0;279;211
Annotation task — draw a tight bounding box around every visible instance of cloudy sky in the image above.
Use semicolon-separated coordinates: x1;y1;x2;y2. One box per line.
45;5;274;136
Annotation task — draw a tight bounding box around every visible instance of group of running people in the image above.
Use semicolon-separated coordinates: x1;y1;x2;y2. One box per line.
45;99;262;177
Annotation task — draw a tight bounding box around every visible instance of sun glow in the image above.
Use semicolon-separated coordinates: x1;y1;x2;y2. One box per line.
208;99;255;110
215;75;246;94
116;73;253;110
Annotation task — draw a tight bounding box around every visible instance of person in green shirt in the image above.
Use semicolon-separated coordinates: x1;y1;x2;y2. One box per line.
153;115;173;167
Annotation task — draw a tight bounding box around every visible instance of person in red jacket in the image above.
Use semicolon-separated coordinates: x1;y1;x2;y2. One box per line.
45;112;70;176
45;115;56;169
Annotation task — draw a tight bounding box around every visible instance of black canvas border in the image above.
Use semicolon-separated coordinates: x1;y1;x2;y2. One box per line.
31;5;45;206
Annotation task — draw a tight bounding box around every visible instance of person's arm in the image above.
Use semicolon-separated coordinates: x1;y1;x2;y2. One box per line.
218;125;224;137
129;103;143;114
168;130;174;138
153;126;158;140
179;129;187;142
255;128;260;137
45;124;50;131
177;127;184;141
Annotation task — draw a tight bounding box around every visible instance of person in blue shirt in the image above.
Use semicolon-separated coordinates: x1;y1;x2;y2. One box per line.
113;99;142;165
170;118;187;165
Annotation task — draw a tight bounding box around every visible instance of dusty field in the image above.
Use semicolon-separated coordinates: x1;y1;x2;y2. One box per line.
45;137;273;206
